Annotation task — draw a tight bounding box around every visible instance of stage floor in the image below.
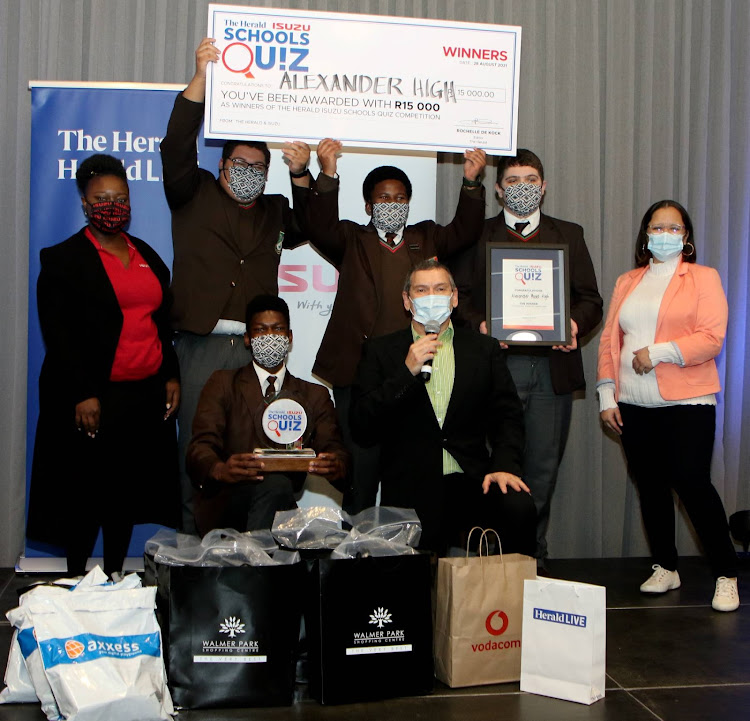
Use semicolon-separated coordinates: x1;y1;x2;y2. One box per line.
1;556;748;720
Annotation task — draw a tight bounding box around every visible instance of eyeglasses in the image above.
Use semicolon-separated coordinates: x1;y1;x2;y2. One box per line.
647;224;685;234
227;158;267;172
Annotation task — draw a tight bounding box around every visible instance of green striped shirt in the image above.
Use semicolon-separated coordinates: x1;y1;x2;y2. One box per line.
411;322;462;475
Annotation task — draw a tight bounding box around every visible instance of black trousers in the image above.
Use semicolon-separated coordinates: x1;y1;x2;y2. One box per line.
619;403;737;578
333;384;381;514
413;472;537;558
196;472;302;536
65;374;178;577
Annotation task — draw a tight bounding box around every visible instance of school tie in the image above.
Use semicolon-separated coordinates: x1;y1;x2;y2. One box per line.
514;221;530;235
264;375;277;402
385;232;397;248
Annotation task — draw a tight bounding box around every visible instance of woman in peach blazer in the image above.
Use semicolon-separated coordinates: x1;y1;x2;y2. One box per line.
597;199;738;612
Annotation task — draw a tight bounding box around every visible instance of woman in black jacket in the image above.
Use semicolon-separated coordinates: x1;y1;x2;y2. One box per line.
27;154;180;577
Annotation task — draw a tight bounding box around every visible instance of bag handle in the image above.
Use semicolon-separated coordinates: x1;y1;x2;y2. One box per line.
464;527;504;565
465;526;485;557
479;528;503;566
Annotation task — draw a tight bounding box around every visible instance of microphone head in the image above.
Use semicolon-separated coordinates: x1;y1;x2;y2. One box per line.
424;320;441;335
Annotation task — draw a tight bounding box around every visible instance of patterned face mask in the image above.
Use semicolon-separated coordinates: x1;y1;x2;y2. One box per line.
502;182;543;217
86;201;131;234
250;334;290;369
227;166;266;204
370;202;410;234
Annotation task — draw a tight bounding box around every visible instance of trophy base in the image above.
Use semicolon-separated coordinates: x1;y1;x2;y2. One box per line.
254;447;316;472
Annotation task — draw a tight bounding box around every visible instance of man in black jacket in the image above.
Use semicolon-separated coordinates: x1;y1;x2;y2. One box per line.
350;260;535;555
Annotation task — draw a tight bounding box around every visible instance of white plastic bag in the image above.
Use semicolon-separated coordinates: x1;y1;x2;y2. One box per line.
29;585;173;721
3;568;147;719
7;595;68;720
0;626;39;704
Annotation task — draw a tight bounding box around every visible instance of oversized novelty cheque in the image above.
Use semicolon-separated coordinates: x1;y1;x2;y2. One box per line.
205;4;522;154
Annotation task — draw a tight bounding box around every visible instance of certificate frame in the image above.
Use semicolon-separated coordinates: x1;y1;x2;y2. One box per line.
485;242;570;346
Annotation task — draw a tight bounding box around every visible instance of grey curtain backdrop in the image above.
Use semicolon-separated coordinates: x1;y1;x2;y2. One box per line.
1;0;749;566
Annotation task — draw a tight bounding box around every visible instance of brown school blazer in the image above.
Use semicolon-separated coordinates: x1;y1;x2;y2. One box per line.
160;93;311;334
187;365;349;531
305;176;486;388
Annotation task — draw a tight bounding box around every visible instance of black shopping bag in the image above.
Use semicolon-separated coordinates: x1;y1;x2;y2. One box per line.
306;553;434;705
144;555;304;709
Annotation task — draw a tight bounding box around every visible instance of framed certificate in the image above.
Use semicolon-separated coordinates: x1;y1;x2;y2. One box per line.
485;243;570;346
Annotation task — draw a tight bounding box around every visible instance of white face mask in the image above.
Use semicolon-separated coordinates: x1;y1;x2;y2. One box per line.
371;202;410;233
409;294;453;326
250;334;289;369
502;182;543;217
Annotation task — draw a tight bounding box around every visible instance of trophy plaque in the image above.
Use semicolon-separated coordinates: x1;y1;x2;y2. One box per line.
254;394;316;472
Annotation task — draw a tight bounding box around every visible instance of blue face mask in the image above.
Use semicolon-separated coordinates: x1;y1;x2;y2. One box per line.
410;294;453;326
647;233;684;262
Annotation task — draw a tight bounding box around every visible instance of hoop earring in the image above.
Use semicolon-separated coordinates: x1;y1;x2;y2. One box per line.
682;241;695;257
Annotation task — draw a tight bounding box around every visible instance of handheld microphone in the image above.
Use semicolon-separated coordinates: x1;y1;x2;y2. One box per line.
420;320;441;381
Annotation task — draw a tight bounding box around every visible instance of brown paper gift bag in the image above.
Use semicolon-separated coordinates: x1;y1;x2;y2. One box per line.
434;528;537;687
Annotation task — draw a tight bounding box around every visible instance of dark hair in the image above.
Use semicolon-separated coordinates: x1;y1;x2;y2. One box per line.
403;259;456;294
635;199;696;267
245;294;290;328
75;154;128;195
222;140;271;167
496;148;545;184
362;165;413;203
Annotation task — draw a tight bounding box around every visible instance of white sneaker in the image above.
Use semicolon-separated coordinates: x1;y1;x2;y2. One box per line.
640;564;681;593
712;577;740;612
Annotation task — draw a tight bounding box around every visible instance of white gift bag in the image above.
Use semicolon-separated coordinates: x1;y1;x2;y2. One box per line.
520;578;606;705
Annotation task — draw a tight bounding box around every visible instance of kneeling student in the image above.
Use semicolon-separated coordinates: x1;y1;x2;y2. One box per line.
187;295;348;534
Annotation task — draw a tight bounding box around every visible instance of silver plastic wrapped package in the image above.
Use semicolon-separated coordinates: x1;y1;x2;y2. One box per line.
273;506;423;557
330;528;419;559
146;528;299;567
347;507;422;547
272;507;351;550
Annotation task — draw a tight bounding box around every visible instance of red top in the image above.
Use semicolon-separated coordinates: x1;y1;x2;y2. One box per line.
86;229;163;381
